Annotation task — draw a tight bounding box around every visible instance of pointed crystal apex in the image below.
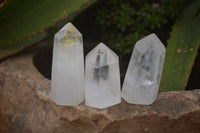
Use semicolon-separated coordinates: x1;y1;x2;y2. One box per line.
122;33;166;105
54;22;82;48
135;33;165;53
86;42;118;68
56;22;81;38
85;43;121;109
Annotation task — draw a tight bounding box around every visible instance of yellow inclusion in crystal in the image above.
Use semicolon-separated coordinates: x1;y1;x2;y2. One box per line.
62;24;79;48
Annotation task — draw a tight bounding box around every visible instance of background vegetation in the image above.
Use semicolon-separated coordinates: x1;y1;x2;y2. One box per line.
89;0;190;54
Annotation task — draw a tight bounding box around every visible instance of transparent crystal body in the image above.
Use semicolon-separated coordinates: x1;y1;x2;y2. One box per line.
122;33;166;105
85;43;121;109
51;22;84;106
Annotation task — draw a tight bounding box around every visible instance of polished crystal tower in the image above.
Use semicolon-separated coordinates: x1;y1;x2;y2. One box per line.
85;43;121;109
51;22;84;106
122;33;166;105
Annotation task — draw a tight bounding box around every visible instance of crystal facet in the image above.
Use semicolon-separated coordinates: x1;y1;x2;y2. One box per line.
85;43;121;109
122;33;166;105
51;22;84;106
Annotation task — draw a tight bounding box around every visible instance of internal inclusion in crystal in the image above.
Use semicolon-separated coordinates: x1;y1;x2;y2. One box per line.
93;49;109;83
135;45;155;85
55;23;81;48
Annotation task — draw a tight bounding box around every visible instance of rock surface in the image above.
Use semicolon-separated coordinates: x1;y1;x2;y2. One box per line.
0;40;200;133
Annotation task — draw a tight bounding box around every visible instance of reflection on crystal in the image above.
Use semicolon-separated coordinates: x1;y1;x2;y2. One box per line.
51;22;84;106
85;43;121;109
122;33;166;105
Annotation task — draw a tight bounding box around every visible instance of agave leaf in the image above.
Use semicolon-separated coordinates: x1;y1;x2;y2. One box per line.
160;1;200;92
0;0;97;59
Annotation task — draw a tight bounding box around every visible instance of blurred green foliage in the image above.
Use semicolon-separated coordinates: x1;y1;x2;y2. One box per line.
92;0;190;54
193;0;200;19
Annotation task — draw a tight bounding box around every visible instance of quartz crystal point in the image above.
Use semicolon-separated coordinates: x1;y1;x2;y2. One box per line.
122;33;166;105
85;43;121;109
51;22;84;106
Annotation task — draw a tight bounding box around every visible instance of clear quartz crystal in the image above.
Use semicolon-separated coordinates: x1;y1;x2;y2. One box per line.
51;22;84;106
122;33;166;105
85;43;121;109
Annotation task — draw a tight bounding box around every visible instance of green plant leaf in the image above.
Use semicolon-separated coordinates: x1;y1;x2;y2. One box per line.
192;0;200;19
0;0;97;59
160;1;200;92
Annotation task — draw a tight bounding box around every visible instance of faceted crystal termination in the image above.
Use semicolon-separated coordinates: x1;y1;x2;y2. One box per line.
51;22;84;106
122;33;166;105
85;43;121;109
